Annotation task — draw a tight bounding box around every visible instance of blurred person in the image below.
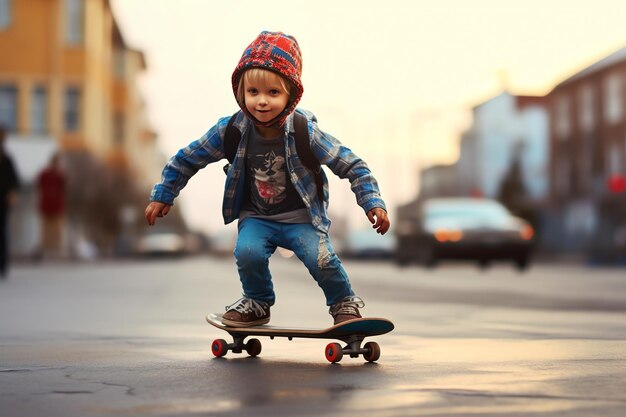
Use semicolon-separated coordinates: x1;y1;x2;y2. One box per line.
145;31;390;327
36;153;66;260
0;125;20;279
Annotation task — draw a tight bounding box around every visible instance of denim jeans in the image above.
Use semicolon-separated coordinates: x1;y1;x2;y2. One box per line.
234;217;354;306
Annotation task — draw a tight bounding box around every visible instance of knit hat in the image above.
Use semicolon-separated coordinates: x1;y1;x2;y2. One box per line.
232;31;304;128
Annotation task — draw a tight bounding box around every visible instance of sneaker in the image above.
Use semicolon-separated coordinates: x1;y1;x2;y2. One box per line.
329;296;364;325
222;297;270;327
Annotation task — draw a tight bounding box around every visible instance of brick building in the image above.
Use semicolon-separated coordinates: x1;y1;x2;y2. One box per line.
547;46;626;258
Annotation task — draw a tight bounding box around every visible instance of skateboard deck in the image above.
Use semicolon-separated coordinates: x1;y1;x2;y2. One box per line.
206;313;394;363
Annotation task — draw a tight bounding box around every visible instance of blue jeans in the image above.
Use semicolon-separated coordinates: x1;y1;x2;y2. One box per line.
234;218;354;306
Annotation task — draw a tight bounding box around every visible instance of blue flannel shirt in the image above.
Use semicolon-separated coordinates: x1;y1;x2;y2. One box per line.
150;108;387;234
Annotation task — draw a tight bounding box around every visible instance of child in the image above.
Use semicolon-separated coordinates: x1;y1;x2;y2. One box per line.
145;31;390;327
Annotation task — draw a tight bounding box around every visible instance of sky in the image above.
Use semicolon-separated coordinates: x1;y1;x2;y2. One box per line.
111;0;626;234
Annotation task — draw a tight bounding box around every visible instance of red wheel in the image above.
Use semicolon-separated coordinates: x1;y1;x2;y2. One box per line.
211;339;228;357
363;341;380;362
325;342;343;363
246;338;262;357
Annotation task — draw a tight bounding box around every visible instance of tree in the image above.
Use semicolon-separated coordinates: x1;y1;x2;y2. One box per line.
497;143;538;231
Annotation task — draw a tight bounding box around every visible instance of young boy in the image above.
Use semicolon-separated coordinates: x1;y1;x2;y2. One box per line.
145;31;390;327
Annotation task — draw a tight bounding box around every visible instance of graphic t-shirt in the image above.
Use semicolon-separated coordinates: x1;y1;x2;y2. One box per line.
240;128;307;220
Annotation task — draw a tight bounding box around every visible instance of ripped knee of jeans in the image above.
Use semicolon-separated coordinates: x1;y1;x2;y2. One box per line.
317;233;332;269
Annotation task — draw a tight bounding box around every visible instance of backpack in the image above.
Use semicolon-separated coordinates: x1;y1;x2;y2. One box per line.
222;111;324;201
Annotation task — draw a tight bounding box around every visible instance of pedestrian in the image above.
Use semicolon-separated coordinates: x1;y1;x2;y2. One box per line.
0;125;20;279
37;153;66;259
145;31;390;327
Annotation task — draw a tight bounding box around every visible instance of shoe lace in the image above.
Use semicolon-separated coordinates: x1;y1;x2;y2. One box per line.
329;296;365;316
225;297;268;318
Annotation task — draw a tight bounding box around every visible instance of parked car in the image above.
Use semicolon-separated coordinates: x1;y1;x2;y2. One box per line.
135;228;190;258
395;198;534;270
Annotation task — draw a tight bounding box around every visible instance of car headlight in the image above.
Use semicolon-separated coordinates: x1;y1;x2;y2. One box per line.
519;225;534;241
434;229;463;242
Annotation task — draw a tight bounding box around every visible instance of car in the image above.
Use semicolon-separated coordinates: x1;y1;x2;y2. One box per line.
395;198;534;270
135;228;190;258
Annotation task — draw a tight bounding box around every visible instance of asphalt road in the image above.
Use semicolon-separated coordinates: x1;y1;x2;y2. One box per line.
1;256;626;416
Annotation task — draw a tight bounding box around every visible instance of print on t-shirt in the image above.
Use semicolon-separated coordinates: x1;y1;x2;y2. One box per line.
250;150;287;207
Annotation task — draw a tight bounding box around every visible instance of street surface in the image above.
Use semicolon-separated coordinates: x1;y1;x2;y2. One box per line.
1;256;626;416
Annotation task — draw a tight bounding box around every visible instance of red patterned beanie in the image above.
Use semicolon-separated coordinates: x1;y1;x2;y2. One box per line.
232;31;304;128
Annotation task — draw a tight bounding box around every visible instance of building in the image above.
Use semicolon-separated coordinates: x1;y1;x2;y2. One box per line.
457;91;549;203
0;0;162;256
547;46;626;258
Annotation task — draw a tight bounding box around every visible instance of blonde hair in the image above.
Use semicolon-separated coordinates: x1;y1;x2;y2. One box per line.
236;68;294;104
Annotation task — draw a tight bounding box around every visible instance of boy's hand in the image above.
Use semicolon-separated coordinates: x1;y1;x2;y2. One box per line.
367;208;390;235
145;201;172;226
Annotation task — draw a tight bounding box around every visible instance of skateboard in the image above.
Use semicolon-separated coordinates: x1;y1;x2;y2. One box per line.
206;313;394;363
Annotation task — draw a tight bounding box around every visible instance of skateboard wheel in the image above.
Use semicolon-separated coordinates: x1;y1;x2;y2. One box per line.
211;339;228;357
246;338;262;357
363;341;380;362
325;342;343;363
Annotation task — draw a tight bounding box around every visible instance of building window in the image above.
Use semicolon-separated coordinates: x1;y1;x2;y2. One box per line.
64;87;80;132
0;85;17;132
0;0;11;29
604;73;623;124
65;0;84;45
578;85;595;132
31;86;48;134
555;95;571;140
607;142;622;174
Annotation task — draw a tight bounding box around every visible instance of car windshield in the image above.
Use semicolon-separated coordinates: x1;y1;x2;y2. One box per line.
423;200;512;228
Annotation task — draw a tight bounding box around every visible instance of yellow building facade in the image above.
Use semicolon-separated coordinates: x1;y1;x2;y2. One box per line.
0;0;156;177
0;0;161;255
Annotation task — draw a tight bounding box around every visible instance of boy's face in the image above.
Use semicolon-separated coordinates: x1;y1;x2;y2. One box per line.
244;73;290;124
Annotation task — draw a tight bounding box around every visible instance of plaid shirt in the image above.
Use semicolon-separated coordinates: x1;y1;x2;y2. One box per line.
150;109;387;233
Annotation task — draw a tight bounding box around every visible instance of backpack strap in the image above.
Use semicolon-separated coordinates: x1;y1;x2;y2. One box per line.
224;112;241;164
293;112;324;202
222;112;241;174
223;111;324;202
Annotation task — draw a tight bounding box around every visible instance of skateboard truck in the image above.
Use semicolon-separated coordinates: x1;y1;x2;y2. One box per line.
211;335;262;358
324;335;381;363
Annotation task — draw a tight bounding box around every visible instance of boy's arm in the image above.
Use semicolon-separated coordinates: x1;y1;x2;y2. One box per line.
309;118;390;233
150;118;228;206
